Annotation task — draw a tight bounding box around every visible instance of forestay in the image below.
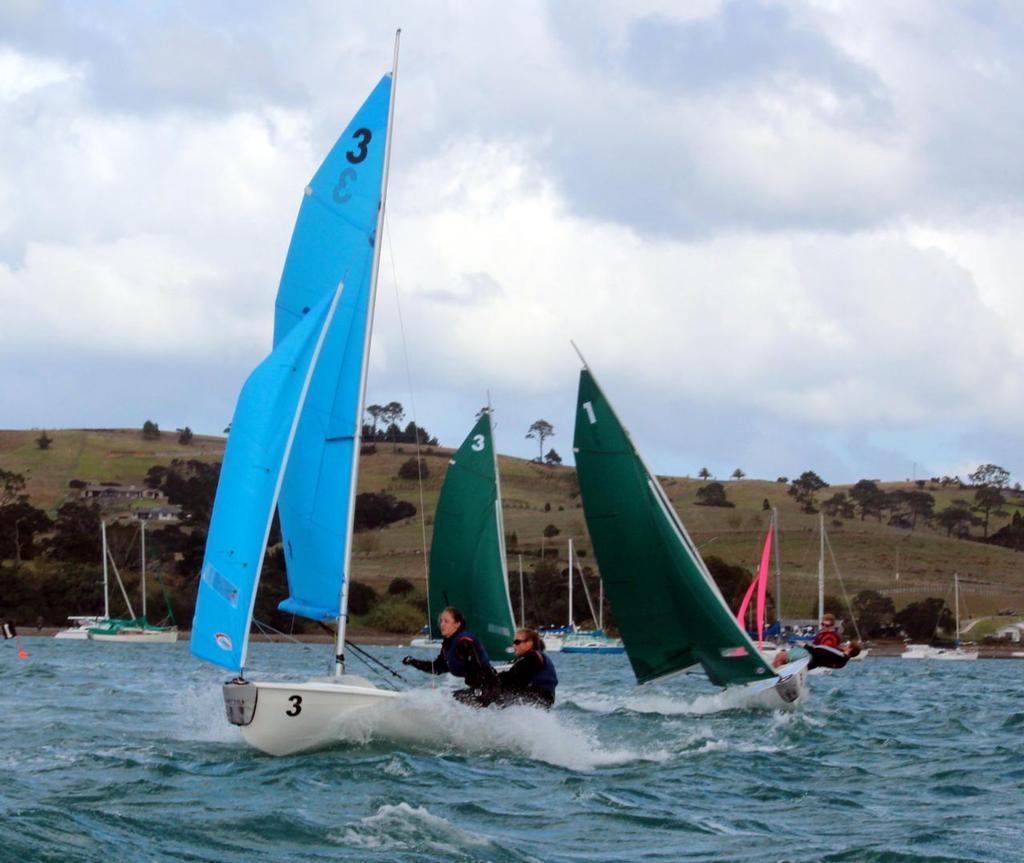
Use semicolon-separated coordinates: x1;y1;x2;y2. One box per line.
272;75;392;622
428;412;516;658
573;369;777;687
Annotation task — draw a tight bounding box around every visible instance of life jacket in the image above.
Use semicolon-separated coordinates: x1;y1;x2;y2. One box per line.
442;630;491;679
525;651;558;694
813;629;841;649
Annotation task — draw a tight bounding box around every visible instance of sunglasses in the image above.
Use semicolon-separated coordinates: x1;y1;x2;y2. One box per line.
512;638;530;645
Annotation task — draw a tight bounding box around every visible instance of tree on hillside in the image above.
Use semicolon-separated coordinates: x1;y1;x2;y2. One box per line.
849;479;885;521
895;597;952;642
936;500;978;537
543;523;560;538
904;490;936;529
544;448;562;466
0;501;52;562
146;459;221;525
788;470;829;514
353;492;416;530
380;402;405;450
822;492;854;519
526;420;554;462
695;482;734;508
35;430;53;450
402;421;438;446
698;467;712;480
142;420;161;440
365;404;385;437
851;589;896;639
0;469;27;508
177;426;193;445
45;501;103;564
731;468;745;481
969;463;1010;489
973;486;1007;538
397;457;429;481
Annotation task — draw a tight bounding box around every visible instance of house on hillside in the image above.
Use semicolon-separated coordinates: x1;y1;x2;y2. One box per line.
78;484;165;502
136;505;181;522
994;622;1024;642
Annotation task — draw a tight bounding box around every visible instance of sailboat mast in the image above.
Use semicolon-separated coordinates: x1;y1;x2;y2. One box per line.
818;513;825;623
567;538;575;630
954;572;960;641
488;408;517;635
772;507;782;626
334;30;401;676
599;577;604;632
140;520;146;620
518;554;524;629
101;520;110;620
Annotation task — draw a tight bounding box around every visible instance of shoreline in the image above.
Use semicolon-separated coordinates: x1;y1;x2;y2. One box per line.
13;629;1024;657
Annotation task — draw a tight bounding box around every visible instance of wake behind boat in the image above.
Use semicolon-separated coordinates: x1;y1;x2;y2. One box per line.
190;35;405;756
571;352;808;709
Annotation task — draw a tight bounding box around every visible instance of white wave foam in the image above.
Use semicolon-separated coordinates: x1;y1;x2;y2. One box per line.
171;680;239;744
567;676;808;717
338;802;494;853
319;688;667;771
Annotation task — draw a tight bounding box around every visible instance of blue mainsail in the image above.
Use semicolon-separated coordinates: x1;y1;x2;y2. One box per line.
191;289;339;672
273;74;392;622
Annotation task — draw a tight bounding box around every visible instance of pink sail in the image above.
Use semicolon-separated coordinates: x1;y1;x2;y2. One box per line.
736;525;773;649
755;524;773;648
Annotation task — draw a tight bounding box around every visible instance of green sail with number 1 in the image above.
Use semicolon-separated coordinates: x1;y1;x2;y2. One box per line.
573;368;777;687
427;411;516;659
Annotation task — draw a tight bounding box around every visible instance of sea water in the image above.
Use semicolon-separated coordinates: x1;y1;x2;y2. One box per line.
1;640;1021;862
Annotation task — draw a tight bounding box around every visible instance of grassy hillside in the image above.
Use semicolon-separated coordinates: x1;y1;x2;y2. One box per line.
3;428;1024;618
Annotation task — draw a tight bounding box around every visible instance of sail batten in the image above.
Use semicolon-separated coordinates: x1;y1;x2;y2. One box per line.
573;368;776;688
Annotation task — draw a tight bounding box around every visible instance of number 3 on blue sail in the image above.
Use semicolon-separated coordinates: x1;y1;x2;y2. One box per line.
332;128;373;203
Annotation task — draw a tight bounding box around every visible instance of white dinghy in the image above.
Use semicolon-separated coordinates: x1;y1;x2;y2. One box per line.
191;34;405;756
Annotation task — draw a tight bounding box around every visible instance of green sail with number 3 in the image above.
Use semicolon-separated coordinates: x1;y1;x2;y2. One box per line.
573;368;777;687
427;411;516;659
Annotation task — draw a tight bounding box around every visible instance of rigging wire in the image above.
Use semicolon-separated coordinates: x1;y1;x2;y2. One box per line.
384;211;433;633
823;530;863;642
250;618;406;689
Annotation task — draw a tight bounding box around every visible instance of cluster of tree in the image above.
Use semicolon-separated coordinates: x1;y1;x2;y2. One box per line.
0;469;52;563
816;464;1016;540
363;402;438;449
353;492;416;531
142;420;161;440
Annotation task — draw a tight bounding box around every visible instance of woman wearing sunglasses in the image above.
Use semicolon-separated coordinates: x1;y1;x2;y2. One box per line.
490;628;558;708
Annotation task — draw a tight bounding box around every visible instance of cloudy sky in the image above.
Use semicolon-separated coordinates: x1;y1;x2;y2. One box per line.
2;0;1022;485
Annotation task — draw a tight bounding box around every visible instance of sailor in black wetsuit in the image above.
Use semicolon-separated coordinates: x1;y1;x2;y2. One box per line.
806;640;862;670
488;628;558;709
402;606;497;704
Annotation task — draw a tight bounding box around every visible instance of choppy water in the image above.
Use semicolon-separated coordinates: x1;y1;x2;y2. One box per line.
2;640;1021;862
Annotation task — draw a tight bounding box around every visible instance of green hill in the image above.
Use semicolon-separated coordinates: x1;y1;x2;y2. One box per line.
3;428;1023;620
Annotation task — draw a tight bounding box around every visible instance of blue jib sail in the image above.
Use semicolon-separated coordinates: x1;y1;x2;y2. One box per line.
191;290;338;672
273;74;392;622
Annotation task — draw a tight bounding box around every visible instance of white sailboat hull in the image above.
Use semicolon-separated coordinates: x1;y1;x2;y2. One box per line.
538;633;564;652
740;656;810;709
901;644;977;660
89;628;179;643
227;676;402;756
